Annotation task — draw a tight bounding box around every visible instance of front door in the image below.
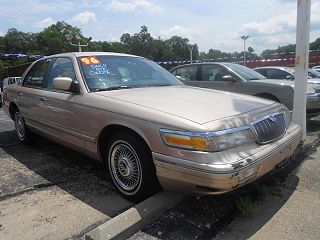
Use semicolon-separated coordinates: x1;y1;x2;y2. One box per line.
198;64;242;93
38;57;87;148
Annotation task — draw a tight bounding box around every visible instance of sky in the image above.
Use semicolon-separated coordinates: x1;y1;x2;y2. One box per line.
0;0;320;54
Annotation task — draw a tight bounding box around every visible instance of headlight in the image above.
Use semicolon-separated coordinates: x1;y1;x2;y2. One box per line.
283;107;292;126
307;86;316;94
160;127;254;152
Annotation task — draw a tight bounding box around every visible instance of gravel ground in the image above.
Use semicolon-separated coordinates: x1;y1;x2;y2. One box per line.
0;109;133;240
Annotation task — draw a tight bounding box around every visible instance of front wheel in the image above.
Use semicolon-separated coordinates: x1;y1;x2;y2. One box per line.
106;131;161;202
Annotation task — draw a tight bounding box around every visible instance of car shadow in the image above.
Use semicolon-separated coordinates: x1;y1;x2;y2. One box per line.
0;129;133;219
139;152;303;240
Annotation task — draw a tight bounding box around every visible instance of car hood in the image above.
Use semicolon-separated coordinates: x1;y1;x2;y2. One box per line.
249;79;294;86
252;78;320;86
307;78;320;84
95;86;274;124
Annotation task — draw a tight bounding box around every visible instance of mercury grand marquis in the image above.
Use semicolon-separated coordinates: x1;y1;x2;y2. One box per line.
2;52;302;201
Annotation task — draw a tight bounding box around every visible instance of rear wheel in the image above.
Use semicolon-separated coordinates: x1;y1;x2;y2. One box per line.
14;111;36;144
106;131;161;202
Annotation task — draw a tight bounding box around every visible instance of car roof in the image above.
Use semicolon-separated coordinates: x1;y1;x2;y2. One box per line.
43;52;142;59
254;66;291;70
170;62;229;70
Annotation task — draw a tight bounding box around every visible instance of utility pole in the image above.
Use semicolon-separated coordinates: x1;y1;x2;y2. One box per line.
292;0;311;140
189;45;194;64
241;35;249;66
65;34;91;52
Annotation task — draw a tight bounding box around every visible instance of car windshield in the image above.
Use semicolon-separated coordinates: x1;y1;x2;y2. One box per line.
78;55;183;91
309;68;320;78
224;63;266;80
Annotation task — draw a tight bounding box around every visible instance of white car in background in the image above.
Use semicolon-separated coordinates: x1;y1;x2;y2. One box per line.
3;77;22;89
254;66;320;83
313;66;320;73
1;77;21;107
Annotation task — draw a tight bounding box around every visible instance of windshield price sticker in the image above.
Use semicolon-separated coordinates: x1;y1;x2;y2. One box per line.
80;56;101;65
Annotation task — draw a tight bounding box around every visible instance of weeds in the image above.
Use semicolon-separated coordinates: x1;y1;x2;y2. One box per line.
236;196;257;217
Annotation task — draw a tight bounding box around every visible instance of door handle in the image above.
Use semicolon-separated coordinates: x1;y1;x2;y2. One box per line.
18;92;23;97
38;96;47;102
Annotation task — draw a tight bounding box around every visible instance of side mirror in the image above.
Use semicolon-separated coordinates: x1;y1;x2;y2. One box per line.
222;75;237;82
53;77;81;94
286;75;294;80
53;77;72;91
175;75;185;81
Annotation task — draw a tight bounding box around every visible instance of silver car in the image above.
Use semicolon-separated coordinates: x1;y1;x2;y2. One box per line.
2;52;301;201
254;66;320;82
170;63;320;118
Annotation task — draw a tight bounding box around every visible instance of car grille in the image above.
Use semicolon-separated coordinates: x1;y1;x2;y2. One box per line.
251;113;286;144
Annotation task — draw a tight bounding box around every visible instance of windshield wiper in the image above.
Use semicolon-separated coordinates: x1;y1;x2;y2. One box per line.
144;84;172;87
95;86;133;92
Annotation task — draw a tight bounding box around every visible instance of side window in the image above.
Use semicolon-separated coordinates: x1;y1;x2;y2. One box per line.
47;58;76;89
176;66;198;80
170;69;177;75
23;59;51;88
201;65;229;81
255;69;267;77
265;69;291;79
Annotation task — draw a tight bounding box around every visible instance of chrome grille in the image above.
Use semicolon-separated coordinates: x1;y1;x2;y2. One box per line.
251;113;286;144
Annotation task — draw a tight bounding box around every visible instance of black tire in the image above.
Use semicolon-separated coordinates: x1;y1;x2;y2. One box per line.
106;131;161;202
14;111;36;144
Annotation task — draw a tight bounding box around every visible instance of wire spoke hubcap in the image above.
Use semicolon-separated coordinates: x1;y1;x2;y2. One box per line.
15;114;25;140
110;142;141;192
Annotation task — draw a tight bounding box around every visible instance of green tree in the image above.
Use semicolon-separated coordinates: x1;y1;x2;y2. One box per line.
0;60;5;80
3;28;36;54
163;36;190;60
248;46;254;53
120;26;158;59
310;37;320;50
0;36;4;52
36;21;83;55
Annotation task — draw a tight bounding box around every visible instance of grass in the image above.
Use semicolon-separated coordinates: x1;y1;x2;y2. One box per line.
236;196;257;217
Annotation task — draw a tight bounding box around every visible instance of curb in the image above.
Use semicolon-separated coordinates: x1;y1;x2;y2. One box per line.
84;191;184;240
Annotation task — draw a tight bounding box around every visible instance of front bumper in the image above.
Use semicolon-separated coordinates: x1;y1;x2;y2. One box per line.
153;123;302;195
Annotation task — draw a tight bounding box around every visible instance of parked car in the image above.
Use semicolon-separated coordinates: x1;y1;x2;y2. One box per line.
3;77;22;89
312;65;320;73
2;52;301;201
170;63;320;118
254;66;320;81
